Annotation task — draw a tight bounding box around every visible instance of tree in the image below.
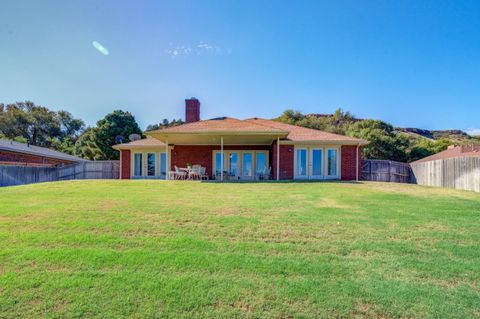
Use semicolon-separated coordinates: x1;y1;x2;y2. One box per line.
73;128;103;160
145;118;184;131
0;101;85;153
347;120;409;161
74;110;142;160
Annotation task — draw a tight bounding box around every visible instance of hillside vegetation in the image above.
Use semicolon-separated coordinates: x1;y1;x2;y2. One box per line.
275;109;480;162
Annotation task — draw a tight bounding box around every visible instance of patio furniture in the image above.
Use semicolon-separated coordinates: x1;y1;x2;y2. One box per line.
167;171;176;180
199;166;209;180
188;165;202;180
258;166;272;180
174;166;187;180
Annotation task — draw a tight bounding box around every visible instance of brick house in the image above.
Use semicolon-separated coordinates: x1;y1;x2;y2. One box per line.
0;139;85;167
113;98;368;181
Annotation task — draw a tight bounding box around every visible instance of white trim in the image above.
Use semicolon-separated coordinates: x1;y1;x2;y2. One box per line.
130;150;168;179
294;147;309;179
213;150;270;180
293;145;341;180
325;147;341;179
309;148;324;179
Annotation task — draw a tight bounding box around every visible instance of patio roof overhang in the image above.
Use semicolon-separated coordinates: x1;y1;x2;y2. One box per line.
147;131;289;145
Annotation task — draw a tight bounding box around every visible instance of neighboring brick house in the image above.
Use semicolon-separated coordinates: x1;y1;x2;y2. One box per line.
113;98;368;181
0;139;85;167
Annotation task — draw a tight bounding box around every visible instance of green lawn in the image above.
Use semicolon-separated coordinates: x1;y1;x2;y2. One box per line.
0;181;479;318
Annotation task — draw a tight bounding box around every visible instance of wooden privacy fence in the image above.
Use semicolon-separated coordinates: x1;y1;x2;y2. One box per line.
362;159;413;183
410;157;480;192
0;161;119;187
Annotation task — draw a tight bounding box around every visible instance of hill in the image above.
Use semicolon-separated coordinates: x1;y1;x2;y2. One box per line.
276;109;480;162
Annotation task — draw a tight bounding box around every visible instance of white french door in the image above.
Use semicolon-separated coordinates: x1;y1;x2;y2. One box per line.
241;152;254;180
326;148;339;179
295;148;308;179
227;151;239;178
310;148;323;179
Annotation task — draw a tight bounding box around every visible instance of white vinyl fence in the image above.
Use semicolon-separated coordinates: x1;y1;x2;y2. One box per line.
0;161;119;187
410;157;480;192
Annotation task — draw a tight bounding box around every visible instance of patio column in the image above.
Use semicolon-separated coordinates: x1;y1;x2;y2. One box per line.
276;136;280;181
221;136;224;181
165;138;169;180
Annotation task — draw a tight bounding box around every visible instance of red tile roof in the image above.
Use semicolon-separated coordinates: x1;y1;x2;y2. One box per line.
112;136;165;149
147;117;366;144
245;118;367;143
413;145;480;163
148;117;287;134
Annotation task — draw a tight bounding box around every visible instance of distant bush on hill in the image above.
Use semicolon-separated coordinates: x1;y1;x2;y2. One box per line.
275;109;480;162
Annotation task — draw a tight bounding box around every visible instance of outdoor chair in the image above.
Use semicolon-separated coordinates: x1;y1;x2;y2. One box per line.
258;167;272;180
189;165;202;180
199;166;209;180
174;166;187;180
266;166;272;180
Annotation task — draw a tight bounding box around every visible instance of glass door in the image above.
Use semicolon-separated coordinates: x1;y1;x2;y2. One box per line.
310;148;323;179
133;153;143;177
295;148;308;179
228;152;239;179
242;152;253;179
160;152;166;178
255;151;268;180
147;153;156;177
326;148;339;179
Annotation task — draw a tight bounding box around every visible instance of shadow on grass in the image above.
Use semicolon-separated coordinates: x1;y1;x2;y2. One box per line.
202;179;365;184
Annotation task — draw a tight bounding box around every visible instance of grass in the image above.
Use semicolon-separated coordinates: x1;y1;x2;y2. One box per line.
0;180;479;318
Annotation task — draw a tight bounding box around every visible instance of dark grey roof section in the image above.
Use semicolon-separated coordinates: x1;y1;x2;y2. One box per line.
0;139;86;162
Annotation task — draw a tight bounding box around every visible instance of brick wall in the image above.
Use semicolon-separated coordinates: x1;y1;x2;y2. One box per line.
120;149;131;179
341;145;361;180
270;141;294;179
0;150;74;167
171;145;271;178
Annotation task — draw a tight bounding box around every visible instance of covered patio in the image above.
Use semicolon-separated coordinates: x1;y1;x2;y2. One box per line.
148;128;289;181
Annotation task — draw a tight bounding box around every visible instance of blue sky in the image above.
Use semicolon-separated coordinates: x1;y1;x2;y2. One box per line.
1;1;479;134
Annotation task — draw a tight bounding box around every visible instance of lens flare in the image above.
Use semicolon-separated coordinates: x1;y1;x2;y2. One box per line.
92;41;109;55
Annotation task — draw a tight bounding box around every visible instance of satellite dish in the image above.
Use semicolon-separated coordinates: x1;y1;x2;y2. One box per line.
129;134;141;141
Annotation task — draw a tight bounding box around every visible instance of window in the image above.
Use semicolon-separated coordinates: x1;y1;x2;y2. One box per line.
229;152;238;176
147;153;156;176
256;152;267;174
312;149;323;176
215;152;222;175
134;153;142;176
243;153;253;176
160;153;166;176
296;149;307;176
328;149;338;176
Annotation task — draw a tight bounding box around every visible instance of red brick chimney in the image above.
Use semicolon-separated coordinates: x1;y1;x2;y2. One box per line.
185;98;200;123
